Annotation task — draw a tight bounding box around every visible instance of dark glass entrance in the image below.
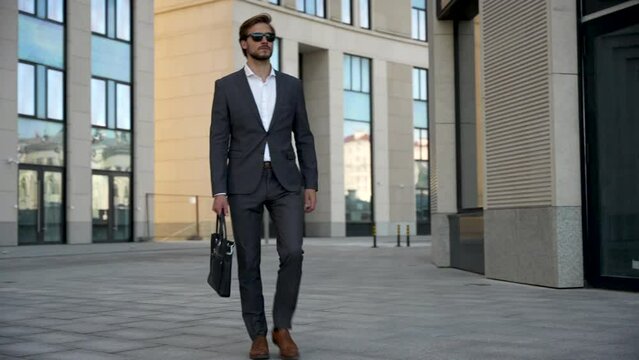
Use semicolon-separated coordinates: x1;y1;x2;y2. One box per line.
582;3;639;291
18;166;64;245
92;172;131;242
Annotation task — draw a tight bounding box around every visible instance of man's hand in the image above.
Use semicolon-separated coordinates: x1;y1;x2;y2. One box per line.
304;189;317;213
212;195;230;216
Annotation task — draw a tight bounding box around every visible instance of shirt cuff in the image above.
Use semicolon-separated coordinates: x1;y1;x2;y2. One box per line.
214;193;227;197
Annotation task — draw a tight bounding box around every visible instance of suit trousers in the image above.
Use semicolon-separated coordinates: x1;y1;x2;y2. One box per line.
228;166;304;340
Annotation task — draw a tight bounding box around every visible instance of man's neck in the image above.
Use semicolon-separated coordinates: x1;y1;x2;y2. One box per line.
246;58;272;82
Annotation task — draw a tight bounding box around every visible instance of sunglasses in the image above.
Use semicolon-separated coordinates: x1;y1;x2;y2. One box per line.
246;32;276;42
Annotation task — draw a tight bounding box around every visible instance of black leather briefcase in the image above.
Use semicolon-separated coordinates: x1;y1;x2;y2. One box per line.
207;214;234;297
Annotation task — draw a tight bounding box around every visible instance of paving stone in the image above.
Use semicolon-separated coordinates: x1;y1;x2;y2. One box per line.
25;349;127;360
0;342;70;357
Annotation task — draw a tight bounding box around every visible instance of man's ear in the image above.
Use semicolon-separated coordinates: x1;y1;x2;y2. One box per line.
240;39;248;51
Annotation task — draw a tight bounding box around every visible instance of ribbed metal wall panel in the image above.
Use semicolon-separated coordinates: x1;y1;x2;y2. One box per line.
482;0;552;208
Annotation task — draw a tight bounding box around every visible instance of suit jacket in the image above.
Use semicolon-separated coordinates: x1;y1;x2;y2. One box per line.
209;68;318;195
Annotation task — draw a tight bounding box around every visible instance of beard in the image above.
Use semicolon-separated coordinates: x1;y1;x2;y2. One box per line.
248;47;272;61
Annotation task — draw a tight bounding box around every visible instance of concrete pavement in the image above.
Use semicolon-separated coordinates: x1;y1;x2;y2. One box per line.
0;238;638;359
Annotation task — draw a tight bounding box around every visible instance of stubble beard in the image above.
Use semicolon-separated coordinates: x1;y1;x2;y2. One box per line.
249;48;272;61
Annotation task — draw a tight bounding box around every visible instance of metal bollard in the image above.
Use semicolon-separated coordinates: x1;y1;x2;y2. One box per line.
406;224;410;247
372;224;377;248
396;224;401;247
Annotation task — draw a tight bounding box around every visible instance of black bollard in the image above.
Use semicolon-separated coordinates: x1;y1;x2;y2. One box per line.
372;224;377;248
406;224;410;247
396;224;401;247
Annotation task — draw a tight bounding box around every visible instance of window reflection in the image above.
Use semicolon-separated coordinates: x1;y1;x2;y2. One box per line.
91;0;106;34
272;38;280;71
297;0;324;17
342;0;351;24
116;0;130;41
18;118;65;166
91;128;131;171
19;0;36;14
47;69;63;120
18;63;35;116
18;14;64;69
92;35;131;82
359;0;369;29
91;78;106;126
412;0;427;41
344;55;372;228
116;83;130;129
47;0;64;22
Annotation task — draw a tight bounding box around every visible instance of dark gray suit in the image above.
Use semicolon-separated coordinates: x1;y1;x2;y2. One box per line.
209;68;318;339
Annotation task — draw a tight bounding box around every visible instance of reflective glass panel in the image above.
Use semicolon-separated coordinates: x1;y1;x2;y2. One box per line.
47;69;64;120
305;0;315;14
92;174;109;242
418;10;426;41
296;0;304;11
413;100;427;128
92;35;131;82
361;58;370;93
344;120;371;223
91;0;106;34
317;0;324;17
43;171;63;243
91;78;106;126
47;0;64;22
18;169;38;244
269;0;279;3
116;83;130;129
341;0;351;24
18;0;35;13
107;0;115;37
412;0;425;10
18;14;64;68
113;176;130;241
18;63;35;116
116;0;130;41
420;69;427;99
343;56;351;90
359;0;369;28
414;161;429;188
344;91;370;122
352;57;361;91
91;127;131;171
107;80;116;128
18;118;65;166
37;65;46;118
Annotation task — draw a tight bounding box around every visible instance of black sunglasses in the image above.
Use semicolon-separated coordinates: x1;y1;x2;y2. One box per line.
246;32;276;42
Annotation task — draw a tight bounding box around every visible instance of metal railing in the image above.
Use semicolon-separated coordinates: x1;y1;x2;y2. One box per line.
146;193;231;241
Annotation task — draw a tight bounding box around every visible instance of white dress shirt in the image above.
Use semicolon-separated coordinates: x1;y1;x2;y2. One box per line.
244;64;277;162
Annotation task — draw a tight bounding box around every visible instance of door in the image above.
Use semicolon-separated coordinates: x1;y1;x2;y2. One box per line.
583;9;639;290
18;167;64;245
92;173;131;242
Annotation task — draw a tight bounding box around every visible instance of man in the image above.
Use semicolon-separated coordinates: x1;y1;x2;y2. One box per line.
209;13;318;360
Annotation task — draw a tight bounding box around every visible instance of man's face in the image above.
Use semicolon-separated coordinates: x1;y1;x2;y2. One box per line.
241;23;274;61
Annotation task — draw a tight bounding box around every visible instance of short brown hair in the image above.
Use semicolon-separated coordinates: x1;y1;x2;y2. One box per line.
238;13;276;57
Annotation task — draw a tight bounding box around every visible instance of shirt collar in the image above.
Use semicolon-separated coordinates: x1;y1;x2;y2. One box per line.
244;64;276;79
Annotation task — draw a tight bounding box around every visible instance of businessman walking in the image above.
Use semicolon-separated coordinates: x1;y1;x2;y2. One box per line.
209;13;318;360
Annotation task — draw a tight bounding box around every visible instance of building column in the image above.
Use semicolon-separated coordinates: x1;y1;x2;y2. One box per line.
66;0;92;244
372;59;391;235
281;38;299;77
428;0;456;267
385;61;415;236
133;0;155;241
0;1;18;246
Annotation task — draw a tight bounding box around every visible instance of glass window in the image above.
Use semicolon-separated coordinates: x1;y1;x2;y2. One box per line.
344;92;370;121
352;57;361;92
297;0;325;18
18;14;64;69
18;63;35;116
91;127;131;171
359;0;369;29
116;0;130;41
413;101;427;128
91;0;106;34
107;80;116;128
91;78;106;126
269;0;279;4
47;69;63;120
412;0;427;41
342;0;352;24
116;83;130;129
92;35;131;82
47;0;64;22
361;58;370;92
36;65;46;118
18;0;36;14
343;56;351;89
18;117;65;166
415;161;429;188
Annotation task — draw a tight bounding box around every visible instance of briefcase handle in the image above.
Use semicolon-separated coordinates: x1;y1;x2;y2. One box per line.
215;214;235;255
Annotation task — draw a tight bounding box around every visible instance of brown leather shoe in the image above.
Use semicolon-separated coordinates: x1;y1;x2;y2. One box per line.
272;328;299;360
249;335;269;360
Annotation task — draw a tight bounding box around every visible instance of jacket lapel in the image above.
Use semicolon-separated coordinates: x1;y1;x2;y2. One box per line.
235;69;265;131
269;70;284;131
